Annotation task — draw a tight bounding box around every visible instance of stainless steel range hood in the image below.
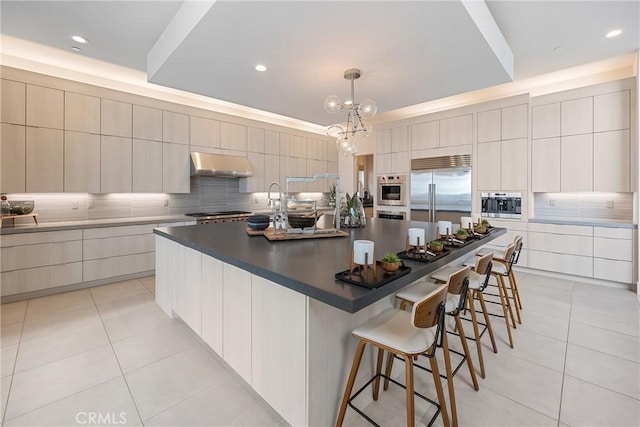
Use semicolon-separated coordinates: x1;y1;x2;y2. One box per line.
190;152;254;178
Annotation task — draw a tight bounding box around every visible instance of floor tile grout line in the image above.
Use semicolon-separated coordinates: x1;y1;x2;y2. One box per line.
139;382;220;425
556;282;575;427
562;372;640;403
565;340;640;365
1;298;29;424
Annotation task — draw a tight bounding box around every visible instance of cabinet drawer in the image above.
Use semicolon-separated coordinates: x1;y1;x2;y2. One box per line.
83;234;155;260
528;250;593;277
528;232;592;257
0;230;82;247
83;224;156;239
1;240;82;271
485;219;528;231
1;262;82;296
593;237;632;261
593;227;633;240
83;252;155;282
593;258;633;283
528;223;593;236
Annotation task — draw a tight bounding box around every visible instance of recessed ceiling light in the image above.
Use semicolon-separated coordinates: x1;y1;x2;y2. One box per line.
553;46;564;52
71;46;81;52
71;35;88;44
255;64;267;72
606;29;622;38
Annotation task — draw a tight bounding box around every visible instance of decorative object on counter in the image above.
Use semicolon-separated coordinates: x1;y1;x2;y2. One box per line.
406;227;427;255
323;68;376;156
481;219;490;227
461;216;473;231
340;192;366;228
287;212;318;229
0;196;9;215
455;228;468;241
8;200;34;215
380;252;401;273
351;239;376;281
429;240;444;253
247;214;270;231
474;225;488;234
328;183;337;207
436;220;452;239
472;213;482;226
335;260;411;289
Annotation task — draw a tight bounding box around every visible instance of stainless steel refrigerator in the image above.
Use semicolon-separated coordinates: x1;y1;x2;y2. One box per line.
410;167;471;223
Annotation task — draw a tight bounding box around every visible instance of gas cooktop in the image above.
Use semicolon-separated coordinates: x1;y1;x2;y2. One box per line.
185;211;251;217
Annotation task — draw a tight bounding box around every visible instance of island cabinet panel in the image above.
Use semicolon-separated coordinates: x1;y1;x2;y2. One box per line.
65;92;100;134
222;263;252;384
1;79;26;125
154;236;175;316
201;254;223;355
251;276;307;427
1;123;26;193
172;245;202;335
101;99;132;138
531;137;561;192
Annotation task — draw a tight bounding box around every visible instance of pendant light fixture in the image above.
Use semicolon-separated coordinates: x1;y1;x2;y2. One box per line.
324;68;377;156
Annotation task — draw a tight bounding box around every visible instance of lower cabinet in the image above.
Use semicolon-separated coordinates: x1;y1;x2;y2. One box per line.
222;263;252;383
201;254;223;355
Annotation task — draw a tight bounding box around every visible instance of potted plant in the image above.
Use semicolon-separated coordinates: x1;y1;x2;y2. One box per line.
474;225;487;234
328;183;337;207
455;228;468;241
340;192;366;228
381;252;401;272
481;219;490;227
429;240;444;253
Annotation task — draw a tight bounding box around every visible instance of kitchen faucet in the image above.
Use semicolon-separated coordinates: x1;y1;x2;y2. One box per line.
267;181;283;212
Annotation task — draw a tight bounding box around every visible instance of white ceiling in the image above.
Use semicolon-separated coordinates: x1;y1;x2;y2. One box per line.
1;1;638;127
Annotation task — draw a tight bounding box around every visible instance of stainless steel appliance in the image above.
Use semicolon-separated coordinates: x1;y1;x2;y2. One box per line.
377;210;406;220
410;155;471;223
185;210;252;224
377;175;406;206
481;192;522;218
190;152;254;178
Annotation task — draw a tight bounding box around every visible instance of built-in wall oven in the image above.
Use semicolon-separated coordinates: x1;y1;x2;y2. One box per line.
377;175;406;206
481;192;522;218
377;210;406;221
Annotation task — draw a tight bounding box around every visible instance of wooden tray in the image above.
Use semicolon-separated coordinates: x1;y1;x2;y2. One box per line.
0;213;38;228
247;227;272;236
397;248;450;263
263;228;349;241
335;261;411;289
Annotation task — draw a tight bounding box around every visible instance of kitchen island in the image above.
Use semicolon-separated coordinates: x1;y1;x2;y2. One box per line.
154;219;505;426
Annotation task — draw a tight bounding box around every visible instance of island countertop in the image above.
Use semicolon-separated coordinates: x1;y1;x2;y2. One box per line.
154;219;505;313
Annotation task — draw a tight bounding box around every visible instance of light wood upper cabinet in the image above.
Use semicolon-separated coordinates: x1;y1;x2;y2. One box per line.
326;139;338;162
163;142;190;193
501;104;528;140
375;129;392;154
561;134;593;192
133;105;162;141
305;138;318;160
264;130;280;155
532;103;560;139
531;137;560;192
26;85;63;129
101;135;132;193
1;123;25;193
477;141;500;190
162;111;189;145
133;139;163;193
1;79;26;125
241;152;264;193
391;127;408;152
65;92;100;134
477;109;500;143
376;153;391;175
64;131;100;193
221;122;247;152
190;116;220;149
440;114;472;146
594;90;630;132
593;130;630;192
316;139;328;161
411;121;439;150
501;138;527;191
26;127;64;192
561;97;593;136
264;154;280;187
248;127;265;153
279;133;294;157
101;99;132;138
293;135;306;159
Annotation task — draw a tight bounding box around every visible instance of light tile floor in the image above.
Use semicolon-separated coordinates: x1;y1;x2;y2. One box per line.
0;272;638;426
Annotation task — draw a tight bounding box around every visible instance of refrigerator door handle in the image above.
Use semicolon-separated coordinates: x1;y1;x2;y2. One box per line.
431;183;437;222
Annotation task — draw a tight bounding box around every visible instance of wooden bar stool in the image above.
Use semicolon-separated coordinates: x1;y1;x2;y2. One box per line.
394;266;478;427
430;253;496;379
336;285;450;427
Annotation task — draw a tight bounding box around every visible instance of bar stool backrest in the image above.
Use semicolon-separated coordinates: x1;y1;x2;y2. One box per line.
447;265;471;313
502;242;517;269
512;235;524;265
474;252;493;291
411;284;448;329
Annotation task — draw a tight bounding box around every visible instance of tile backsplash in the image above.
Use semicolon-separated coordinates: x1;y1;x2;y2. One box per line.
3;177;328;224
534;192;633;222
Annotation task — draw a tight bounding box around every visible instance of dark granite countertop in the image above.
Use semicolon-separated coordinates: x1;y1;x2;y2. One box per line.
154;219;505;313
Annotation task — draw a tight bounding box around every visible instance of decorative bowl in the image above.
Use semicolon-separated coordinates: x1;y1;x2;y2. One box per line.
381;261;401;273
248;222;269;231
8;200;34;215
455;233;468;241
248;214;270;224
429;243;444;253
287;214;316;228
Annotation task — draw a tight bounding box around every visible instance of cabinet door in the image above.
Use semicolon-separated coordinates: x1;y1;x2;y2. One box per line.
477;141;500;190
222;263;252;383
221;122;247;152
202;254;223;355
502;104;528;140
305;138;318;160
594;90;630;132
292;157;307;192
501;138;527;191
376;153;392;175
1;79;26;125
163;143;190;193
326;139;338;162
532;103;560;139
264;154;280;188
101;135;132;193
133;105;162;141
64;131;100;193
391;126;408;152
26;127;63;192
280;133;295;157
316;139;328;161
26;85;63;129
593;130;630;192
440;114;472;146
560;134;592;191
101;99;132;138
561;97;593;136
532;138;560;192
411;121;439;150
65;92;100;134
1;123;25;193
477;109;500;143
264;130;280;155
241;152;264;192
162;111;189;145
391;151;408;174
248;127;265;153
293;135;306;158
133;139;163;192
190;116;220;149
376;129;392;154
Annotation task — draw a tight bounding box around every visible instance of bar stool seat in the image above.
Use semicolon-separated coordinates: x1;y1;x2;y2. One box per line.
432;266;484;290
463;258;507;275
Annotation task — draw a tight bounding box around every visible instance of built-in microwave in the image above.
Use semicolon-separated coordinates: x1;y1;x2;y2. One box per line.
481;192;522;218
377;175;406;206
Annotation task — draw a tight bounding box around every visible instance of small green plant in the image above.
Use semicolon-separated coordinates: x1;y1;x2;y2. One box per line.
429;240;442;246
481;219;490;226
381;252;401;263
456;228;468;236
328;183;337;205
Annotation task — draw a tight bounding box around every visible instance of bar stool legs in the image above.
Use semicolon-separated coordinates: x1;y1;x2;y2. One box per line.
494;273;515;348
336;341;366;427
474;290;498;354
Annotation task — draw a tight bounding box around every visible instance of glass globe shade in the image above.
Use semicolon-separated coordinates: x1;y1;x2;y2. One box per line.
360;120;373;137
359;99;377;118
327;125;344;139
324;95;343;114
